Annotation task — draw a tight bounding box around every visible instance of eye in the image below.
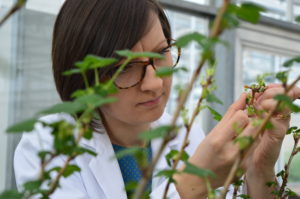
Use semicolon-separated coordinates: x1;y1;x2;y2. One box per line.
159;46;171;55
120;63;136;73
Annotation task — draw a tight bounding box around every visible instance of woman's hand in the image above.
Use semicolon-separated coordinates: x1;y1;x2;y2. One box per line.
174;93;259;198
244;84;300;198
246;84;300;171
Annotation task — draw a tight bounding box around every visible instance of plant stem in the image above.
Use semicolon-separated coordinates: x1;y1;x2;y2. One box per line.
162;75;213;199
45;155;76;195
132;1;231;199
218;75;300;199
0;0;26;27
232;185;238;199
278;136;299;197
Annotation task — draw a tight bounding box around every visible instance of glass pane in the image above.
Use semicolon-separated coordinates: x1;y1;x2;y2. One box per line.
237;0;288;21
182;0;210;5
165;9;209;126
294;3;300;22
242;47;300;194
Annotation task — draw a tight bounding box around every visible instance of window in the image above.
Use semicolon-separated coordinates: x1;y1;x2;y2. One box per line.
165;9;209;128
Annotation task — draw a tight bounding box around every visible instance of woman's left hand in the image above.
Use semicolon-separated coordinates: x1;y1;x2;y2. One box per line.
246;83;300;175
243;84;300;198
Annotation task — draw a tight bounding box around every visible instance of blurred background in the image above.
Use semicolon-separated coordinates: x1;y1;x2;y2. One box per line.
0;0;300;195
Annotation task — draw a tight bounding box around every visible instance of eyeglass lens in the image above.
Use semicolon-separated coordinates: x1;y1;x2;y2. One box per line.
114;45;179;89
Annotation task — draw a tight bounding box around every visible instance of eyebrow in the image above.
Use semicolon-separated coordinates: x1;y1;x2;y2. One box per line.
112;39;170;67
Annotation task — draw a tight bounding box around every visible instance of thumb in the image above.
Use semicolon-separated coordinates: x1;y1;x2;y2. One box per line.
223;92;247;121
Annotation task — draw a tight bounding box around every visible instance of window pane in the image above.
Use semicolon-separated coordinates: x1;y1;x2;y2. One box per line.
165;9;209;126
237;0;289;21
182;0;209;5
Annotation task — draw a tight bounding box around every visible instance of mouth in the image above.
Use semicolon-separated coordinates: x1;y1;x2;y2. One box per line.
138;94;164;106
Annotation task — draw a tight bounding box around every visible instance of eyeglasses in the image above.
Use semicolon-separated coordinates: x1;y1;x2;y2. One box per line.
108;41;181;89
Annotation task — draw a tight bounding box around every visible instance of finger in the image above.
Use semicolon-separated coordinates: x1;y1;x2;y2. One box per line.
265;118;289;141
222;92;247;122
254;99;291;114
290;85;300;100
256;87;285;104
216;110;249;142
257;86;300;103
226;121;260;156
266;83;282;89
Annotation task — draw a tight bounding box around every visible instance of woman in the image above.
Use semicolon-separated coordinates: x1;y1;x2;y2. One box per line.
14;0;300;198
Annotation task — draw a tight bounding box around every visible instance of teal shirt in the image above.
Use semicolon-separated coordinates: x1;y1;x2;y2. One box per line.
112;143;152;197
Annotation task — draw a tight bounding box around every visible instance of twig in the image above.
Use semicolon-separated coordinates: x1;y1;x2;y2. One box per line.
132;1;231;199
0;0;26;27
218;75;300;199
278;135;299;197
162;75;213;198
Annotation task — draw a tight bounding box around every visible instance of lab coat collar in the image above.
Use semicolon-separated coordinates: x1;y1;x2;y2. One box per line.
78;112;178;199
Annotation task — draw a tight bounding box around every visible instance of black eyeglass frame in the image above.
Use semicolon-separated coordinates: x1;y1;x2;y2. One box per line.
112;40;181;89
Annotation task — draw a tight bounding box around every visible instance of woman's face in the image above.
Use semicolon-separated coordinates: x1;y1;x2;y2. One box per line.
100;13;172;126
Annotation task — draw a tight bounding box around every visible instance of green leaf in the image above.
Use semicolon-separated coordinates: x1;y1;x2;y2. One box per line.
6;118;38;133
175;32;207;48
265;121;274;130
38;150;53;160
155;169;179;179
63;68;81;76
236;3;266;24
234;136;254;150
23;180;42;191
222;11;240;29
285;188;297;196
124;181;138;192
206;94;223;105
165;150;189;167
283;56;300;68
296;16;300;23
116;50;164;60
274;94;300;112
83;128;93;139
75;55;117;71
74;147;97;156
113;147;141;160
139;125;173;141
233;179;244;186
0;190;24;199
275;71;288;83
63;165;81;178
238;194;251;199
266;181;278;187
155;67;187;77
204;106;222;121
183;162;216;178
287;126;298;135
38;101;85;115
276;170;285;178
75;94;117;110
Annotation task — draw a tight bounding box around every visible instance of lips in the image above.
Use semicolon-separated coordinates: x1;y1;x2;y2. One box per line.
138;94;164;106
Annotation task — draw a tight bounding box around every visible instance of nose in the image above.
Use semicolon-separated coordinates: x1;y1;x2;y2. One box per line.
140;64;163;93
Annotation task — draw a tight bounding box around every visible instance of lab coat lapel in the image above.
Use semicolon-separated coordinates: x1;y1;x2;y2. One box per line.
86;132;127;199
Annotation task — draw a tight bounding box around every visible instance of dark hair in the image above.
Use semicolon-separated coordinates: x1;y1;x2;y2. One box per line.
52;0;171;101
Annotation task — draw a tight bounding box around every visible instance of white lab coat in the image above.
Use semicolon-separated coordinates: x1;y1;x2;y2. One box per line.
14;112;207;199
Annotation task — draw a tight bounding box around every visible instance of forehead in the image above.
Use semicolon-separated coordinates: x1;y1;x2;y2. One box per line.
131;13;167;52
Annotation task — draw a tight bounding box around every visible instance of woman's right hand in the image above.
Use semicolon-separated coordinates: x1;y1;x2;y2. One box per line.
174;93;258;198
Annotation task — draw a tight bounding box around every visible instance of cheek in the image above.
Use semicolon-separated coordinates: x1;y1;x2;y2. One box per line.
164;76;172;96
102;90;135;112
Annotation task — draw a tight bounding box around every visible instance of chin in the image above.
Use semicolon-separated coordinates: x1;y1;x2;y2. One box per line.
134;105;165;124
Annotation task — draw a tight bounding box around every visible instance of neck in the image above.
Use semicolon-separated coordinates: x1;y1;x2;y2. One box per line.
100;113;151;147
